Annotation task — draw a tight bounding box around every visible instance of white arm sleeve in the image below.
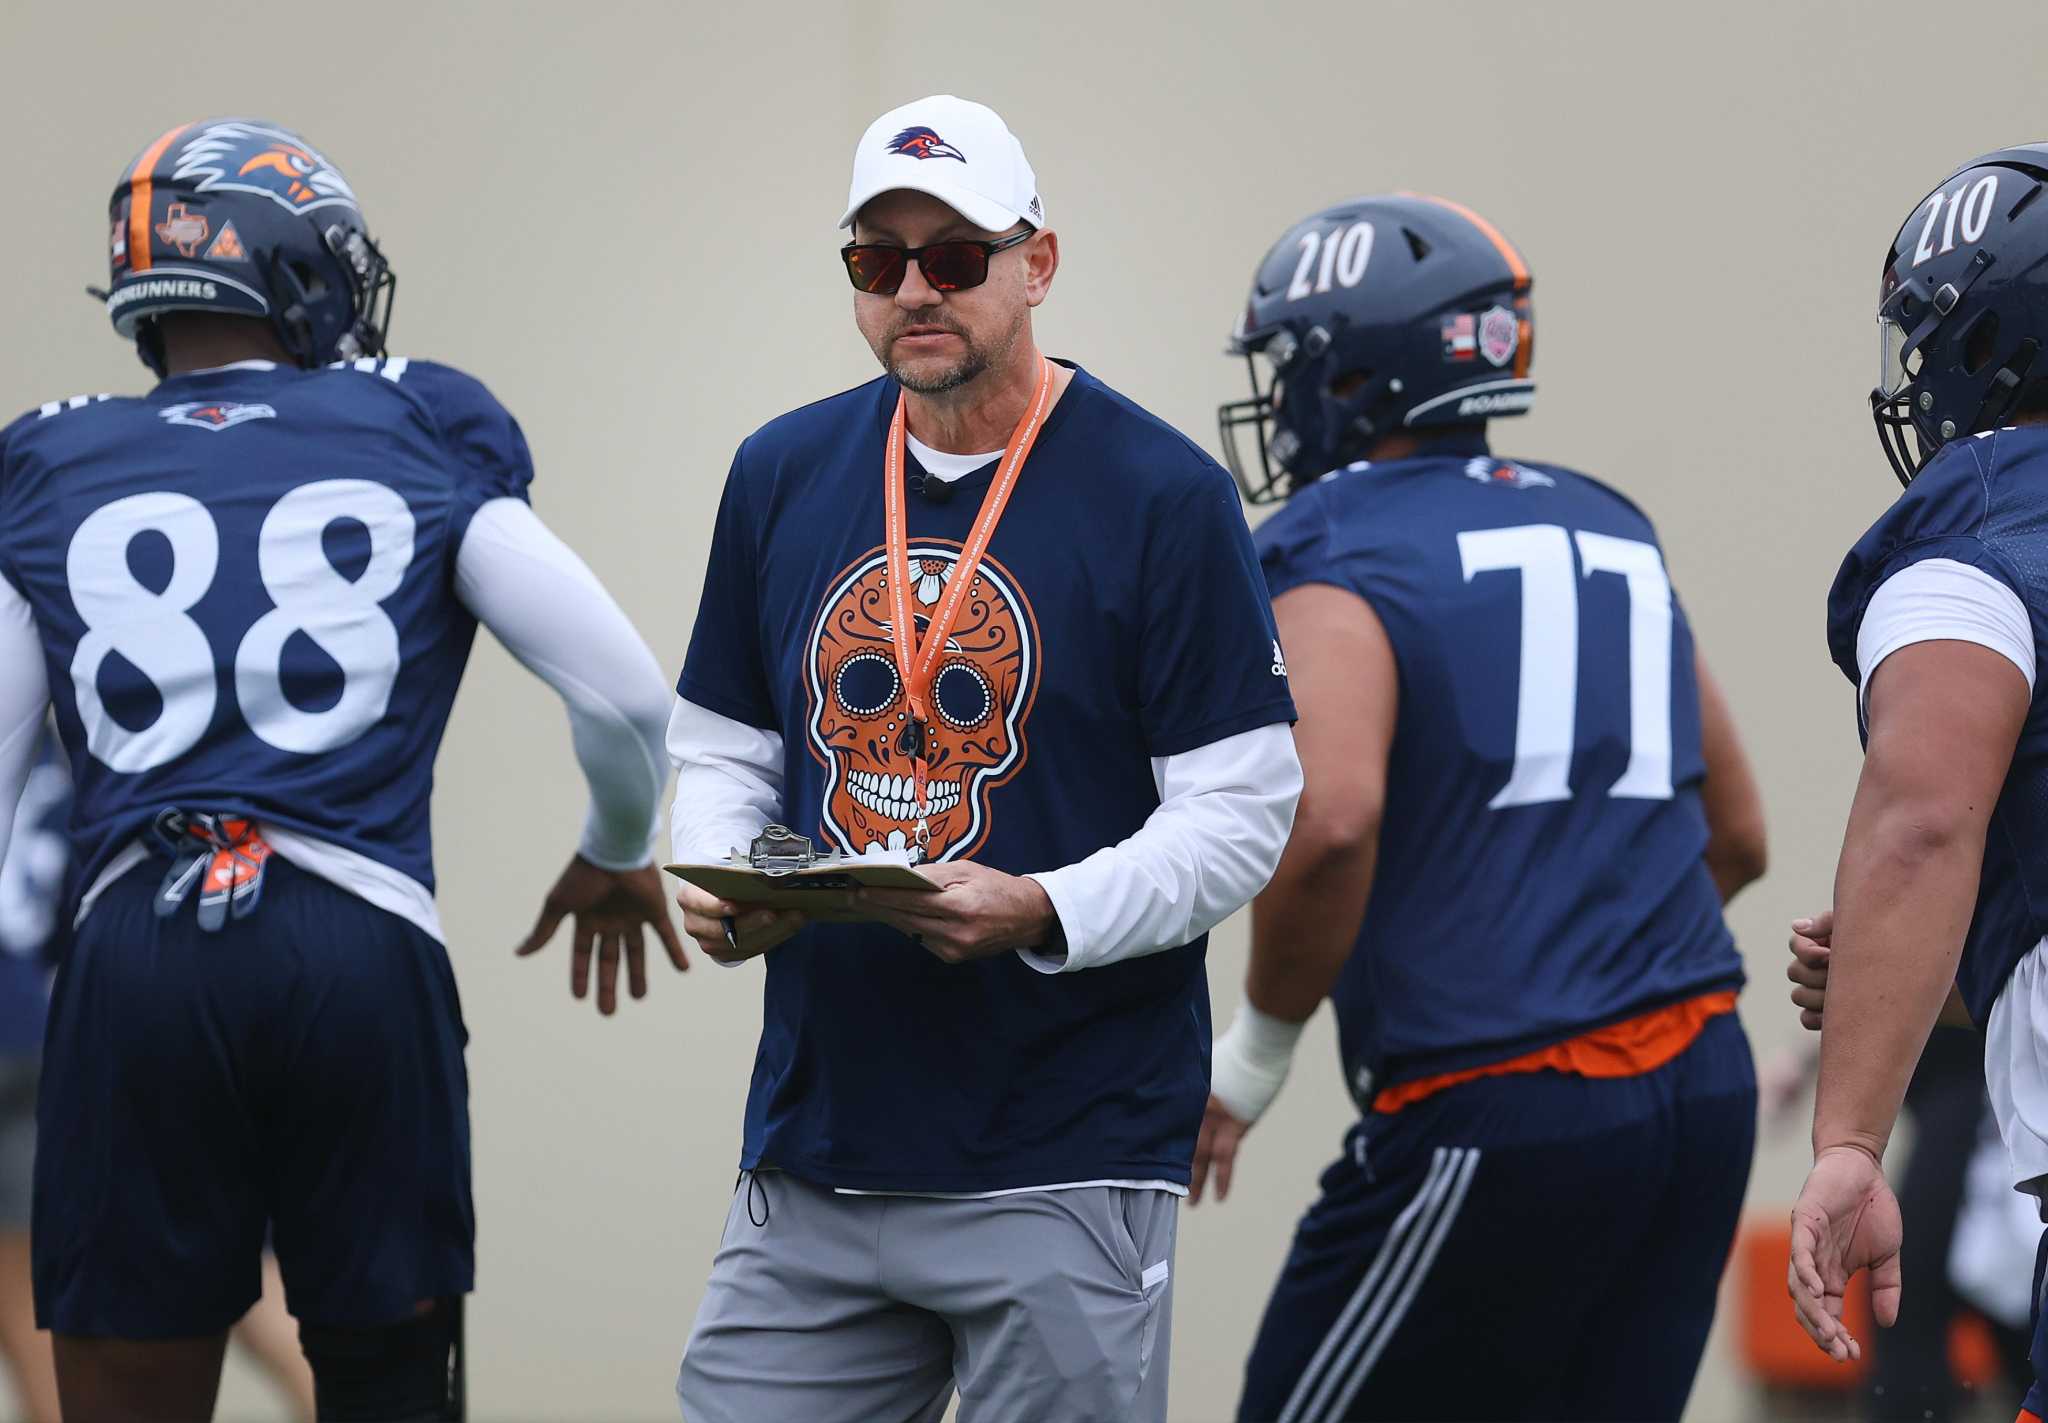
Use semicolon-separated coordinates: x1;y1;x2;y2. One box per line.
665;696;786;865
455;498;670;870
0;576;50;867
1857;558;2036;714
1022;720;1302;973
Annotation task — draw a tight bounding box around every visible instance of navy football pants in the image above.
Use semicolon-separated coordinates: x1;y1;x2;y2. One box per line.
33;858;474;1336
1238;1012;1755;1423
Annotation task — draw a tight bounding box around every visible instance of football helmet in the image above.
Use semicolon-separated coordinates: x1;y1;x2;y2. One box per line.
99;118;394;376
1220;193;1534;503
1873;144;2048;484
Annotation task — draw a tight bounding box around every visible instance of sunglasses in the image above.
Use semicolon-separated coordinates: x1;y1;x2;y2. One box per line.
840;230;1033;295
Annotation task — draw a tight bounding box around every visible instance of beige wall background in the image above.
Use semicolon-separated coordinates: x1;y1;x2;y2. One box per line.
5;1;2046;1417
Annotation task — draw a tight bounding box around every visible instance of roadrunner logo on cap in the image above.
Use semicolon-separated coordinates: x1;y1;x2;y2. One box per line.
886;126;966;162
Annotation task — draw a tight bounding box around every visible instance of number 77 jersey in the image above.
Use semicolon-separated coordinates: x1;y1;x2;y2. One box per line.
0;357;534;904
1254;434;1742;1099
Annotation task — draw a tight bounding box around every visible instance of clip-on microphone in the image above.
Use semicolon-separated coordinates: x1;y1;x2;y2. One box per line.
911;471;954;504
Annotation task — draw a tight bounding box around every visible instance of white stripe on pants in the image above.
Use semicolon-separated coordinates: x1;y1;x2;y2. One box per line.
1277;1146;1483;1423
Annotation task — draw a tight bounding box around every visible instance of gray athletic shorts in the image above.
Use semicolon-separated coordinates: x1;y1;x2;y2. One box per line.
0;1058;36;1229
677;1170;1177;1423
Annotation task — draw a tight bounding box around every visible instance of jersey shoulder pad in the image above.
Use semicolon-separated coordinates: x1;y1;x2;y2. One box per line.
26;392;119;423
7;392;120;446
324;355;490;414
1541;462;1660;535
1252;475;1335;549
331;357;533;501
1861;437;1992;551
1964;425;2048;510
1826;441;2005;680
1;395;117;499
1255;475;1364;598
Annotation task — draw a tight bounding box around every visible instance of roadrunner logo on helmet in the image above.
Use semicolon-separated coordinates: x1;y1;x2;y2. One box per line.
1219;193;1536;504
1871;143;2048;485
97;118;396;377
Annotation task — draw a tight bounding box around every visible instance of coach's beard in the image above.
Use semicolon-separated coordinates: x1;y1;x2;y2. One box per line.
892;348;988;395
888;330;987;395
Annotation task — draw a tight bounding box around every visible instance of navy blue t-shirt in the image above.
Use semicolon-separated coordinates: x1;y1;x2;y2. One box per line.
679;364;1295;1191
0;358;533;903
1256;437;1742;1097
0;732;67;1058
1828;427;2048;1024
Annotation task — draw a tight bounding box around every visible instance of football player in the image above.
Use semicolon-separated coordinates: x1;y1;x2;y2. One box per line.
0;119;682;1420
1196;194;1769;1421
1789;143;2048;1423
0;733;63;1423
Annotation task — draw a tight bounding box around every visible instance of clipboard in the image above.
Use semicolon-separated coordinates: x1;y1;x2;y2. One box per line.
665;824;939;913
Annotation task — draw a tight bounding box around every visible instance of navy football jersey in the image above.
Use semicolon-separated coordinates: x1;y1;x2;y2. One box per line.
0;731;66;1057
680;365;1295;1192
1256;434;1741;1096
1828;426;2048;1023
0;358;533;902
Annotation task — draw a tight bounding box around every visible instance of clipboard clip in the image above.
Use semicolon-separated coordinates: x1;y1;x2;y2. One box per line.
740;824;817;876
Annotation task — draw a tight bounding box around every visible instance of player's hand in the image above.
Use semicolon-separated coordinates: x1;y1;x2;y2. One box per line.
672;877;808;965
858;860;1060;963
1788;910;1833;1031
1190;1095;1253;1206
1788;1144;1903;1362
515;856;690;1015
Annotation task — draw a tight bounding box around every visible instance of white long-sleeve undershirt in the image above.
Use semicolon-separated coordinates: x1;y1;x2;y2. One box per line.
665;696;1301;972
0;579;47;885
0;496;671;942
454;498;670;871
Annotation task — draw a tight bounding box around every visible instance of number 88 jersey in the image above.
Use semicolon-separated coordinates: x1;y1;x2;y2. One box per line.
1254;433;1743;1098
0;357;533;902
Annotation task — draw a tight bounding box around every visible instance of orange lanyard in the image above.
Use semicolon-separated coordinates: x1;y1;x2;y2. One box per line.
883;356;1054;851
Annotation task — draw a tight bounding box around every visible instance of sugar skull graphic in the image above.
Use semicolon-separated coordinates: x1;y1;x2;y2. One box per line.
805;543;1039;862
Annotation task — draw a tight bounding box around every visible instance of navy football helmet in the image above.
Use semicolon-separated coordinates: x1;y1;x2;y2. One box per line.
99;118;394;376
1220;193;1535;503
1873;144;2048;484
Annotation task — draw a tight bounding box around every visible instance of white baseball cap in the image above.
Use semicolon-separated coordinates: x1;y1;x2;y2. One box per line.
839;95;1045;234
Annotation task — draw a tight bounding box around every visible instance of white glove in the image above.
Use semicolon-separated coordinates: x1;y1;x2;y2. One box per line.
1210;999;1306;1125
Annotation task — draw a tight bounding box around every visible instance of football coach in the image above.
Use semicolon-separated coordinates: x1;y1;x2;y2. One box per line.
663;94;1303;1423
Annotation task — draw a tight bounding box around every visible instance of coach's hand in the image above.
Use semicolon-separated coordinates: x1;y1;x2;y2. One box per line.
859;861;1060;963
673;878;808;965
1788;911;1833;1031
517;856;691;1015
1788;1144;1902;1362
1190;1096;1252;1205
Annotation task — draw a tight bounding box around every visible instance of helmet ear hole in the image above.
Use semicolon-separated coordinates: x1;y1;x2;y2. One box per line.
1964;310;2002;375
288;259;328;301
1330;369;1373;399
1997;338;2048;420
1403;228;1432;262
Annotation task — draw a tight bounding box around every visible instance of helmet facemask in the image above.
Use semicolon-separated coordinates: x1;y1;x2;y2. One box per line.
328;221;395;362
266;221;395;368
1868;249;2041;485
1219;322;1379;504
1217;356;1283;504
